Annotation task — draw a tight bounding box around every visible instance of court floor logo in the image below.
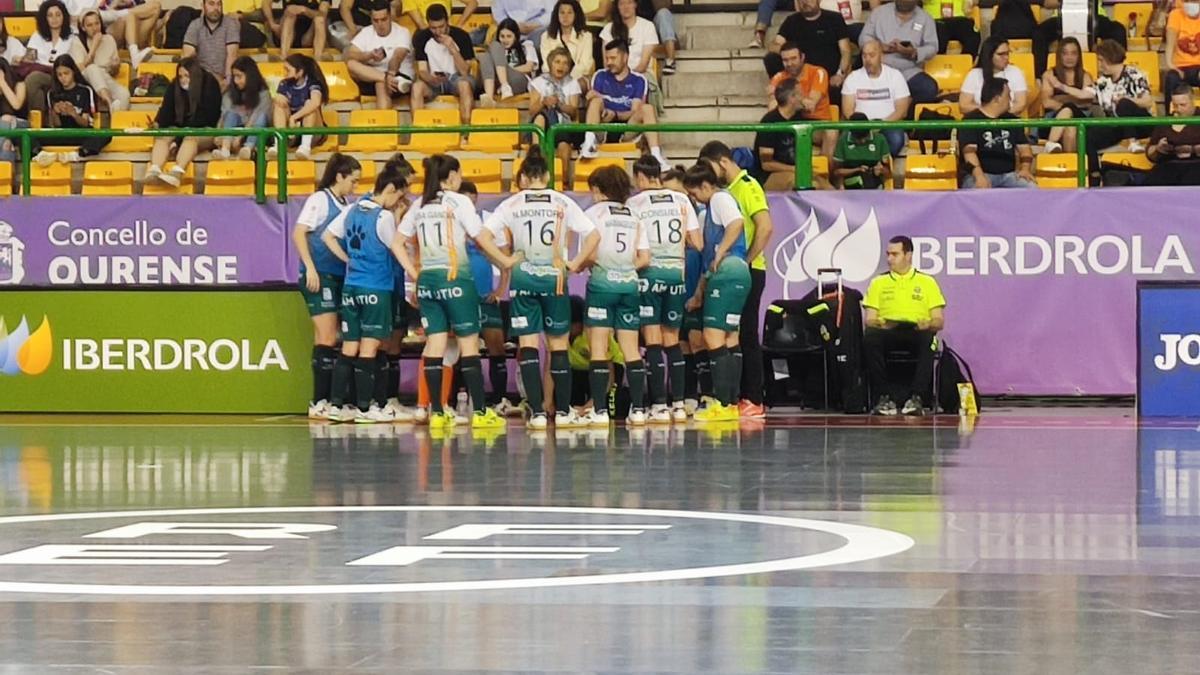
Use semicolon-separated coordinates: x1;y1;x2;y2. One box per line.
0;315;53;376
0;506;915;596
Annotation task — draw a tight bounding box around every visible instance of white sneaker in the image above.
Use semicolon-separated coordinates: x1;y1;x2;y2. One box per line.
414;406;429;424
528;412;549;430
555;410;578;428
131;46;154;70
583;409;610;427
238;146;254;160
453;410;471;426
144;164;163;182
1043;141;1062;154
480;93;496;107
648;404;672;424
211;147;231;160
684;398;699;415
58;151;80;163
159;168;183;188
357;403;395;424
297;145;313;160
328;404;358;423
384;398;414;423
267;145;279;159
579;139;599;159
33;150;56;167
672;402;688;422
308;400;330;419
1128;139;1146;154
499;84;514;99
627;408;648;426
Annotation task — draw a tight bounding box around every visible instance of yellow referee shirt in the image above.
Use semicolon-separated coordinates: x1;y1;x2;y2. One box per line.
863;269;946;324
725;170;769;272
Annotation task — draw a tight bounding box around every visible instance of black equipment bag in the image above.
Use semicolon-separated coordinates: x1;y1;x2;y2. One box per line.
912;106;955;155
936;343;981;414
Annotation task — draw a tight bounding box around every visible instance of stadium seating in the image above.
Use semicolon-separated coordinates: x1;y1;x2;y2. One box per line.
143;163;195;195
340;109;401;153
107;111;157;154
2;15;35;40
399;109;461;154
1034;153;1082;189
203;160;256;196
321;62;360;103
573;157;626;191
904;153;958;191
460;158;504;193
82;161;134;196
29;163;72;196
1009;53;1037;91
1100;150;1154;172
132;62;179;103
1123;51;1161;94
925;55;974;96
0;161;11;196
461;108;520;154
267;160;318;196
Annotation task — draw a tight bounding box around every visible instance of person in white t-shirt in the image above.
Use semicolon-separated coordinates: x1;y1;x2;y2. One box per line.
599;0;658;76
345;5;414;109
529;46;582;170
44;0;160;69
841;39;910;156
959;36;1029;116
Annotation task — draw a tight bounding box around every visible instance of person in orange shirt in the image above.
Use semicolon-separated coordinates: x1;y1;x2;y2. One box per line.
765;42;835;158
1166;4;1200;94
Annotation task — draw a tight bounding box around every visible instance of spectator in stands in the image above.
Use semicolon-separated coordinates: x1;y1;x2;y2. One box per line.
904;0;979;56
859;0;938;105
1146;84;1200;185
1088;39;1153;182
345;4;413;109
480;18;539;105
959;37;1027;116
410;3;477;125
182;0;240;88
24;0;73;119
635;0;679;75
146;57;222;187
833;113;891;189
53;0;162;69
0;60;27;163
863;234;945;417
530;46;582;169
841;39;910;156
1040;36;1093;154
763;0;851;104
753;0;864;49
404;0;477;31
989;0;1038;42
580;38;670;168
69;10;129;111
958;78;1035;188
263;0;329;59
30;54;109;166
541;0;594;89
755;77;806;190
213;56;269;159
601;0;658;76
330;0;394;51
765;46;836;153
491;0;555;43
1165;3;1200;96
1033;0;1125;78
1;17;26;66
270;53;327;159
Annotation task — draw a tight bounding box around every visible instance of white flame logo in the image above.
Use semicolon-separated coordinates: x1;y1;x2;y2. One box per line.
771;208;883;298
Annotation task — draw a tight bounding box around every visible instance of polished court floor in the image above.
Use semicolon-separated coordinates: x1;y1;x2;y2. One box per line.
0;408;1196;674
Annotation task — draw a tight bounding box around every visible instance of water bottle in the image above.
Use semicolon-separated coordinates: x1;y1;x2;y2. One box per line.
1128;13;1138;38
456;390;470;418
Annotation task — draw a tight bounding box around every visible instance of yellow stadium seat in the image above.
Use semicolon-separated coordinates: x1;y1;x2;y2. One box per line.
925;55;974;95
904;153;958;191
358;159;377;185
341;109;400;152
28;110;41;129
82;161;134;196
107;111;157;153
143;162;196;195
3;16;36;40
573;157;625;191
115;63;132;91
30;163;72;196
320;61;360;103
461;108;520;153
811;155;830;182
0;161;12;196
828;105;840;122
1114;2;1154;37
598;141;640;155
460;158;504;193
204;160;256;195
1009;52;1036;91
1009;39;1032;53
132;62;179;103
267;160;317;196
1123;50;1161;94
399;109;461;153
1035;153;1082;189
1047;52;1099;80
1100;150;1154;172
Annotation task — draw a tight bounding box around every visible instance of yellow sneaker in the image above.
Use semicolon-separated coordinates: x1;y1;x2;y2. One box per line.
430;411;457;430
694;402;728;423
472;408;506;430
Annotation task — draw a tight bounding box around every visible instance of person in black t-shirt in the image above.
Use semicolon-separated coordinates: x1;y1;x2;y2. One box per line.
764;0;852;103
754;77;804;190
957;77;1035;188
30;55;110;167
411;4;478;125
1146;84;1200;186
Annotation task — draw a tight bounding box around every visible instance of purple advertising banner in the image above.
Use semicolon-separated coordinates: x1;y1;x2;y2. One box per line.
769;189;1197;396
0;197;290;287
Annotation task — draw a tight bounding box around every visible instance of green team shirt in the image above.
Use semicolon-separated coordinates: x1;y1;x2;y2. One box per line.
627;188;701;283
835;131;891;168
484;188;594;294
584;201;649;294
725;170;769;272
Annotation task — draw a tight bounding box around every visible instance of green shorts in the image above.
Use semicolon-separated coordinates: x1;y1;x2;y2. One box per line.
340;285;393;341
300;273;343;316
682;309;703;334
639;277;687;329
586;289;642;331
416;269;481;336
510;289;571;337
701;261;751;332
479;300;505;332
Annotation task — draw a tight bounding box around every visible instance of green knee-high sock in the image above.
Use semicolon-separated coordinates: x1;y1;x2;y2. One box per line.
518;347;544;414
330;353;354;406
312;345;336;403
423;357;445;414
626;359;646;411
666;345;685;404
372;352;390;407
644;345;666;405
709;346;732;406
354;357;376;411
460;355;487;413
550;350;572;415
590;360;611;414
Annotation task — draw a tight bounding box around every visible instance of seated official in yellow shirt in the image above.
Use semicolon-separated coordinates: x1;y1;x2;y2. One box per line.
862;234;946;416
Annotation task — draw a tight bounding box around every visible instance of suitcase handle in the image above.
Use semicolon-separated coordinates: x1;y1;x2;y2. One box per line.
816;268;842;275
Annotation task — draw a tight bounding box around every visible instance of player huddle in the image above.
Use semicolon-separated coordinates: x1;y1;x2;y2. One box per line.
294;145;756;430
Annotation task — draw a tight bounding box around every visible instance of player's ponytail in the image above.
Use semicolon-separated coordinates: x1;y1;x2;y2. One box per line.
422;153;460;203
517;145;550;184
632;154;662;181
318;152;361;191
587;165;631;203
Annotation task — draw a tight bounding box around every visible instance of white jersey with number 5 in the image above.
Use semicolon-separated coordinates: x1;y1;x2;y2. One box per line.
627;188;700;278
397;190;483;277
484;188;593;294
584;201;649;294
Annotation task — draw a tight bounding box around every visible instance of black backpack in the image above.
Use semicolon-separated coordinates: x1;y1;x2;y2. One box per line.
937;344;981;414
912;107;955;155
